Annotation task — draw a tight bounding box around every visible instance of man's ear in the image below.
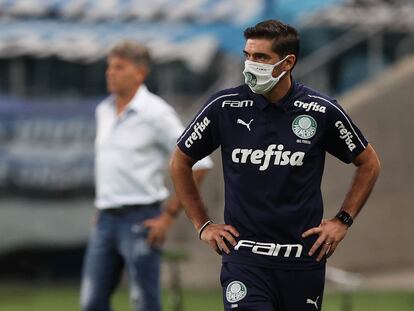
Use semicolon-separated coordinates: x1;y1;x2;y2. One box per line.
283;55;296;71
136;65;148;84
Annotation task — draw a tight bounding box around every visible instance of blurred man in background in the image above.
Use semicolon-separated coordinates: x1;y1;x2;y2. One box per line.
80;40;212;311
170;19;380;311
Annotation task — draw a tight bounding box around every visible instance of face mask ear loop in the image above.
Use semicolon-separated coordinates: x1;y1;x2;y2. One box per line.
271;55;290;78
275;70;287;81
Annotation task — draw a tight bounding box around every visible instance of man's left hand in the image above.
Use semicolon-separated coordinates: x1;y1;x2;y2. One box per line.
143;212;174;247
302;218;349;262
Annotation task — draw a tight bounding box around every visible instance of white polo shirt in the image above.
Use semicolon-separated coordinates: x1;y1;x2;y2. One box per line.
95;85;213;209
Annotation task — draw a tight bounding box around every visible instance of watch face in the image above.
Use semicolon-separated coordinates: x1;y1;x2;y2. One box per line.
337;211;353;226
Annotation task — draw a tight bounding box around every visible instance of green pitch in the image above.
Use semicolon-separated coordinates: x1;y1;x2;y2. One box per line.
0;284;413;311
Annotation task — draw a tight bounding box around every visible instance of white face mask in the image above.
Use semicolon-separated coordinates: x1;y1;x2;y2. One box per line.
243;55;289;94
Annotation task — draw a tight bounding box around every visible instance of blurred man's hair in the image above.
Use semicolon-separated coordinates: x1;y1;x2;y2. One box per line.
244;19;299;66
109;40;151;67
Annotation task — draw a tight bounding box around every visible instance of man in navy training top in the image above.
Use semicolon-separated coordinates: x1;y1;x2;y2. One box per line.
170;19;380;311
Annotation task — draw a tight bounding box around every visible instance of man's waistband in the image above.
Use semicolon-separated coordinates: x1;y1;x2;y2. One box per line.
101;202;161;215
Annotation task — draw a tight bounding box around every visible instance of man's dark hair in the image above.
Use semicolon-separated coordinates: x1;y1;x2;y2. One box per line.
244;19;300;64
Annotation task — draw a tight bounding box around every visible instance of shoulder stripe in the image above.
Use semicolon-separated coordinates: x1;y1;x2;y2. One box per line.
308;94;367;149
177;93;239;144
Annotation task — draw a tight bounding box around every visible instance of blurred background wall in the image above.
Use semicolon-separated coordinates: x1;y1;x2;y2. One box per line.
0;0;413;289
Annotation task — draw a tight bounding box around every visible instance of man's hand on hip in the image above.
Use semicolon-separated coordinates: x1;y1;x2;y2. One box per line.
302;218;349;262
200;223;239;255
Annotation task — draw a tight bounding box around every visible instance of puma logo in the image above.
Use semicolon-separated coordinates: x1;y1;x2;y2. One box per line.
237;118;253;131
306;296;319;309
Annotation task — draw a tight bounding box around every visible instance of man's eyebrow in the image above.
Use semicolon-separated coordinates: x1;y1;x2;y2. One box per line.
255;52;270;58
243;50;271;58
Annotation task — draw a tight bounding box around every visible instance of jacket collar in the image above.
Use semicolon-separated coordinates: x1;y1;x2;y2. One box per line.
248;79;299;111
108;84;149;114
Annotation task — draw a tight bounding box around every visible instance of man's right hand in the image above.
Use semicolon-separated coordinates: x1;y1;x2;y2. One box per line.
200;223;239;255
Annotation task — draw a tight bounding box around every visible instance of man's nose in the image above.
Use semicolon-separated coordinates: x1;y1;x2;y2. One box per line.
106;69;115;78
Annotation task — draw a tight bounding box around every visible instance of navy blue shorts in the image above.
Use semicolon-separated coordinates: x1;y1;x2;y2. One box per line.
220;263;325;311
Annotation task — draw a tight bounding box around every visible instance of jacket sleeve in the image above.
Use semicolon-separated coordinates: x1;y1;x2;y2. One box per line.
154;104;214;169
325;100;368;163
177;93;222;161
